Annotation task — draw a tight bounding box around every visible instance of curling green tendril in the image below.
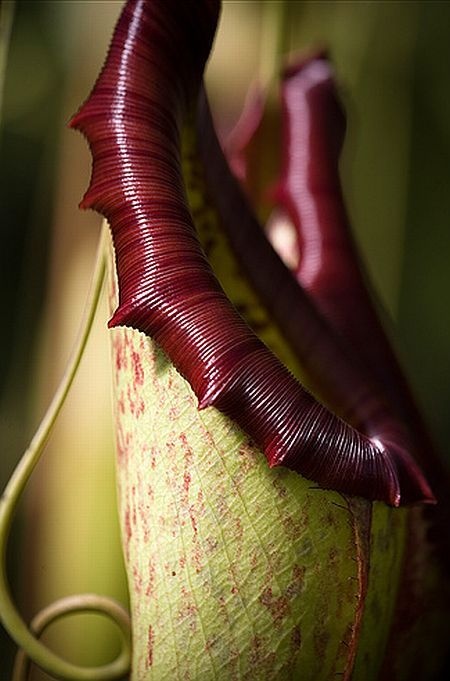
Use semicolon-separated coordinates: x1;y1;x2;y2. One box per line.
0;225;131;680
11;594;131;681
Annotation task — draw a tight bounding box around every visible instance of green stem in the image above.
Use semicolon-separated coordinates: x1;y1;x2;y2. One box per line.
0;225;131;680
258;0;289;94
0;0;14;117
12;594;131;681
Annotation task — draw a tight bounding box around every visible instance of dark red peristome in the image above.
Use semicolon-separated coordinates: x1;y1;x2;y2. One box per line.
275;54;413;419
196;91;433;507
222;82;265;185
271;54;448;505
71;0;433;505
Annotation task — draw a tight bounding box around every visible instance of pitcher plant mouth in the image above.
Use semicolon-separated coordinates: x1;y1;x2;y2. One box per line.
70;0;434;507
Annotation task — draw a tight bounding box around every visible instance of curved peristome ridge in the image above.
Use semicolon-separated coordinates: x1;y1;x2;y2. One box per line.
196;90;434;507
275;54;435;450
71;0;433;505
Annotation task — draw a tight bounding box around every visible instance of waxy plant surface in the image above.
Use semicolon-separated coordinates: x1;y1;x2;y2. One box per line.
110;317;406;680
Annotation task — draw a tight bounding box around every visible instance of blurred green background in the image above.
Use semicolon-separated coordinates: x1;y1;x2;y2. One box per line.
1;1;449;678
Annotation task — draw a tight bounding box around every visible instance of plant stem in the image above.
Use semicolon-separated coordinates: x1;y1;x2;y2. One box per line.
12;594;131;681
0;225;131;680
0;0;14;116
258;0;289;93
